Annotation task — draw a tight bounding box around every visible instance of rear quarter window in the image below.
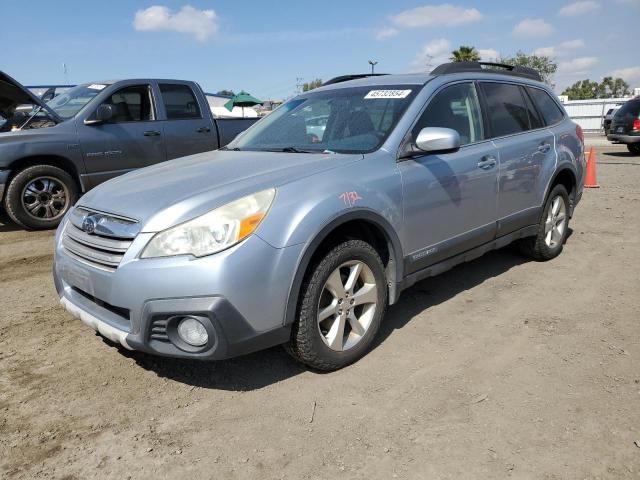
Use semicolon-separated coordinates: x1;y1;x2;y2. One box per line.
526;87;565;126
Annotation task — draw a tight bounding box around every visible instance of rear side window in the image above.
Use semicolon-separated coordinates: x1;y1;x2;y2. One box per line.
159;84;201;119
480;82;530;137
526;87;565;126
615;100;640;117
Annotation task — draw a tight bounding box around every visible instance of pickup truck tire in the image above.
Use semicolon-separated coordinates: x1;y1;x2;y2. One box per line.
518;184;570;261
627;144;640;155
4;165;78;230
286;239;387;371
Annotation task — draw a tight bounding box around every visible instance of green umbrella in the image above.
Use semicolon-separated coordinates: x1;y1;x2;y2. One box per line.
224;90;263;116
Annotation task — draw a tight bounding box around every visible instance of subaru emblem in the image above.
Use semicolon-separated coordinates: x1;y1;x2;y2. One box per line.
81;216;96;234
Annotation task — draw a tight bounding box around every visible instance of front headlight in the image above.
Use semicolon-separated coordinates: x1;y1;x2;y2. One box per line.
141;188;276;259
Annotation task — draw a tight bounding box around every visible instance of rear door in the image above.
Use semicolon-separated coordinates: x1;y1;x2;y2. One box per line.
479;81;555;236
157;82;218;159
398;82;499;272
77;83;166;188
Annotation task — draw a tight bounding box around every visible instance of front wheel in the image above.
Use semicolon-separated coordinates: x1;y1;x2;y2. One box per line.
627;144;640;155
518;184;570;261
4;165;79;230
287;240;388;371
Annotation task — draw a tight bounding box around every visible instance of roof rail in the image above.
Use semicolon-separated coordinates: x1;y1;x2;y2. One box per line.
430;62;542;81
322;73;389;86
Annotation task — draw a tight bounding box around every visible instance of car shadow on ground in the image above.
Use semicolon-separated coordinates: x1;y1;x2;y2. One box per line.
124;236;564;390
0;210;24;233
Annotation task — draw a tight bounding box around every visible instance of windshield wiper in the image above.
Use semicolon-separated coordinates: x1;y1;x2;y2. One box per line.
266;147;320;153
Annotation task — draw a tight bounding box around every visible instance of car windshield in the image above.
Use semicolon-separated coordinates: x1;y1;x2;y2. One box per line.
45;83;110;119
227;85;419;154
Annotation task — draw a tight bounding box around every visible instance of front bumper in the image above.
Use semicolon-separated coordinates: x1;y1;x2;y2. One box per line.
54;218;303;360
0;169;10;200
607;133;640;144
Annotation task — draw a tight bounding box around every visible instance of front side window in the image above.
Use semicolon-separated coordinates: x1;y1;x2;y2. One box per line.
105;85;154;122
228;85;418;154
526;87;565;126
159;84;201;119
412;82;484;146
481;82;531;137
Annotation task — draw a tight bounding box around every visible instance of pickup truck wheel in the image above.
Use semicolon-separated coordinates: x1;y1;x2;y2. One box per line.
4;165;78;230
518;184;570;261
287;240;387;371
628;144;640;155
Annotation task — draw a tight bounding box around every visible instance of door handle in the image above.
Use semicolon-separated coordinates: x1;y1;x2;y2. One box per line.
477;155;497;169
196;126;211;133
143;130;161;137
538;143;551;153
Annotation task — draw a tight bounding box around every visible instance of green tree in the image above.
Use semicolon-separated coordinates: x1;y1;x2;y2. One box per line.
302;79;323;92
499;51;558;87
562;80;599;99
217;89;235;96
450;45;481;62
597;76;630;98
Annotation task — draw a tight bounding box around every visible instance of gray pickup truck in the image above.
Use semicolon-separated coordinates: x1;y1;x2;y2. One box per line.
0;72;258;229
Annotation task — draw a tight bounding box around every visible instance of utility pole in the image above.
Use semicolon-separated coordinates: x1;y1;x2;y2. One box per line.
62;63;69;85
368;60;378;75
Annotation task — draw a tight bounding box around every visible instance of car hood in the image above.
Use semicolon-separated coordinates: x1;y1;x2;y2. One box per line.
0;71;61;122
77;149;363;232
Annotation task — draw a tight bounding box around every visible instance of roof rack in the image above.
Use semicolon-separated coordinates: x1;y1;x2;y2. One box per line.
430;62;542;81
322;74;389;86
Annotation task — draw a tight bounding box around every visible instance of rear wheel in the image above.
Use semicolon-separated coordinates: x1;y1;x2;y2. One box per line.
518;184;570;261
287;239;387;371
627;144;640;155
4;165;78;230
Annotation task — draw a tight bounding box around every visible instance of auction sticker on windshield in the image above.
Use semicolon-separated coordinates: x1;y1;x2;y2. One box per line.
364;89;412;99
87;84;107;90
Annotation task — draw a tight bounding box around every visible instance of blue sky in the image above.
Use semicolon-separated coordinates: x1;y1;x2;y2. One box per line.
1;0;639;98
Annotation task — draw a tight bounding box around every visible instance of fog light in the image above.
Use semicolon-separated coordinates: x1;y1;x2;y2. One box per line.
177;317;208;347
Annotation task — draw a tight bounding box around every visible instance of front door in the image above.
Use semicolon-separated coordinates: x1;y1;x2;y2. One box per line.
398;82;498;272
77;83;166;188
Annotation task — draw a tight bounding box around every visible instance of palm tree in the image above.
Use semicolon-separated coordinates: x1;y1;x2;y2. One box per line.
450;46;481;62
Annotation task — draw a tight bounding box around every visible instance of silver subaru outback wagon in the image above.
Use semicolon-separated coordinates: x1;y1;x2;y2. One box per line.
53;62;585;371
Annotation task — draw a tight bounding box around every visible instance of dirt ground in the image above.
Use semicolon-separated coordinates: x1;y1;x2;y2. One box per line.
1;145;639;479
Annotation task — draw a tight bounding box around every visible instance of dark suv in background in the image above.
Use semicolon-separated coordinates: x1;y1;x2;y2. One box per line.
607;97;640;155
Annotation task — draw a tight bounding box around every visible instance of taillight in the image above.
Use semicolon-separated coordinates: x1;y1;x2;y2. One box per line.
576;124;584;143
633;118;640;131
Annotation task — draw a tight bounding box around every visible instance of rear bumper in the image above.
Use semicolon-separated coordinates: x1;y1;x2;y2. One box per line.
607;133;640;144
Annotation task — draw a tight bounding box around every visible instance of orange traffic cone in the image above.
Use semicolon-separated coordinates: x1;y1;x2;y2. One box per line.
584;146;599;188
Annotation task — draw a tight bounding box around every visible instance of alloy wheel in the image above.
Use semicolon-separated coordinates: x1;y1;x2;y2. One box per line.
544;195;567;248
317;260;378;351
21;176;69;221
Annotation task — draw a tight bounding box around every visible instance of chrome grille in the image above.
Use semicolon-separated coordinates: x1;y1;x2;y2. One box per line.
62;208;139;271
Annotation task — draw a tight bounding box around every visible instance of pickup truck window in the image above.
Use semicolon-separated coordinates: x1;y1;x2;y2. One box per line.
46;84;110;119
227;85;418;154
105;85;154;122
159;84;201;120
412;82;484;146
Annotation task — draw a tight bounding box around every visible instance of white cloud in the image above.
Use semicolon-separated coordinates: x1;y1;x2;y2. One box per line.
133;5;218;42
410;38;451;72
558;56;598;74
534;39;585;57
376;27;399;40
610;66;640;84
478;48;499;61
513;18;553;37
559;1;600;16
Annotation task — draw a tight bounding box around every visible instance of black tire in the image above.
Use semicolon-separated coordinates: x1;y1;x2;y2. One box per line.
627;144;640;155
4;165;78;230
287;239;388;371
518;184;570;261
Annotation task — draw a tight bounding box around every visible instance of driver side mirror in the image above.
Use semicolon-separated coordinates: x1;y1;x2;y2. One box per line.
84;104;114;125
415;127;460;153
